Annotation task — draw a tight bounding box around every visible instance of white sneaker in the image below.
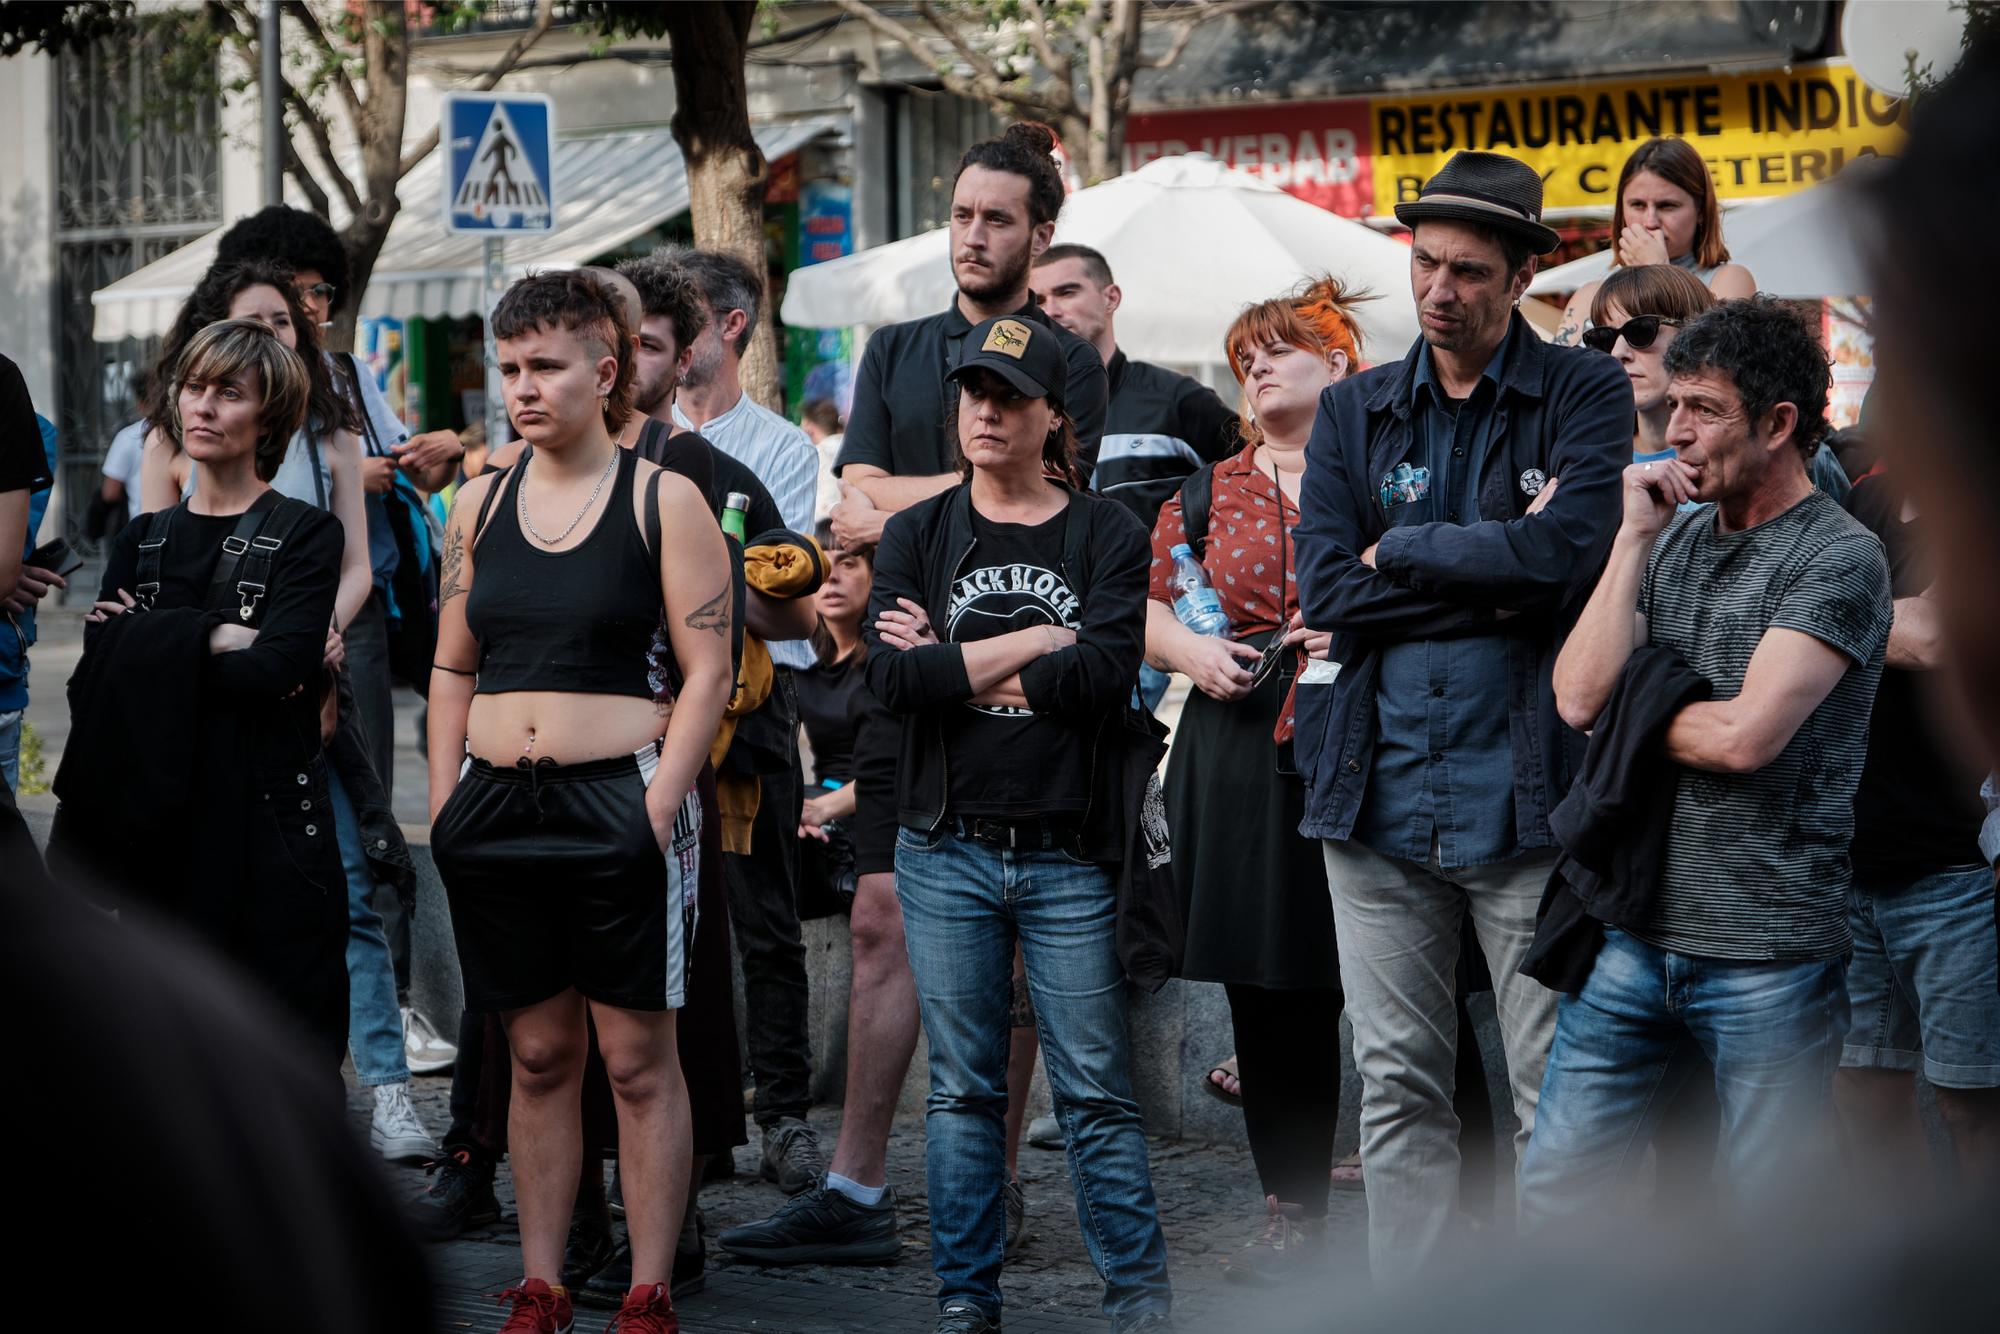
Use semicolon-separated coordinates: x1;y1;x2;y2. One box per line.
370;1082;441;1163
402;1005;458;1074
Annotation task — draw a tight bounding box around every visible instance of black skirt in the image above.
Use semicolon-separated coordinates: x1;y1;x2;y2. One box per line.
1164;637;1341;991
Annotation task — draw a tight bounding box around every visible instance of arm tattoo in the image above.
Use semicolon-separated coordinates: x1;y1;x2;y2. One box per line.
684;584;730;638
439;515;467;607
1551;324;1578;347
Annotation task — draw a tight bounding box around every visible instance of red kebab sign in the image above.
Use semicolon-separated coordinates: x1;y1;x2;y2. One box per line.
1124;98;1373;217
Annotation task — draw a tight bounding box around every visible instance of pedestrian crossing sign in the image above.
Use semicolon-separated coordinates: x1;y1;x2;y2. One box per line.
441;93;556;233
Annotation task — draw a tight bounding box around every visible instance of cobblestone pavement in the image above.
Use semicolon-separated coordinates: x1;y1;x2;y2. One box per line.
354;1073;1374;1332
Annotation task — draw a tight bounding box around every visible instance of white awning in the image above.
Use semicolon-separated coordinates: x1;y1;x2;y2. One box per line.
92;119;837;341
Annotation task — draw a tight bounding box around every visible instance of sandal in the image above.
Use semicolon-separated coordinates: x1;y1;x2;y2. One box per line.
1330;1152;1363;1191
1203;1056;1243;1106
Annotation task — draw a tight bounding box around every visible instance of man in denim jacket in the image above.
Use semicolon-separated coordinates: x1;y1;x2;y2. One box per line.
1293;151;1631;1282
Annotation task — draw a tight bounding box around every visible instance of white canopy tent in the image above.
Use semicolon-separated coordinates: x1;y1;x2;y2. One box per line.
781;154;1421;365
92;119;837;341
1526;161;1884;301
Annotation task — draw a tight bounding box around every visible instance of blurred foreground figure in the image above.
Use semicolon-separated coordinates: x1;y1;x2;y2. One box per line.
0;798;434;1331
1867;40;2000;766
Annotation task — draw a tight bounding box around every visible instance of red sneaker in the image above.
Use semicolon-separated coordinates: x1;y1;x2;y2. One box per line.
608;1281;678;1333
494;1278;574;1334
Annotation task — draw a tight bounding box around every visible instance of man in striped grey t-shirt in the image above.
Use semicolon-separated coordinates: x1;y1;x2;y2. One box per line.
1519;298;1891;1225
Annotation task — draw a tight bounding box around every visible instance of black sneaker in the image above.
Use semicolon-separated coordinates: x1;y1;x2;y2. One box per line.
715;1182;900;1265
1003;1179;1026;1261
935;1303;1001;1334
672;1203;706;1300
561;1202;618;1290
408;1149;501;1242
579;1205;705;1309
758;1118;826;1196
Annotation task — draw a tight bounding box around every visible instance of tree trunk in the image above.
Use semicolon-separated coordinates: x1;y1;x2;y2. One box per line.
329;2;412;352
663;1;781;412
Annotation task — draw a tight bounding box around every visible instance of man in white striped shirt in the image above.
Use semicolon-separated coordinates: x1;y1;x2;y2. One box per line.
665;246;828;1192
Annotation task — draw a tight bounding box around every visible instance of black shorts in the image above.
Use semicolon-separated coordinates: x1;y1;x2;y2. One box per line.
432;746;700;1013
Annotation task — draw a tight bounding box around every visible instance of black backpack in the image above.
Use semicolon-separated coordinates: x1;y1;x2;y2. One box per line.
341;354;441;697
1176;462;1218;559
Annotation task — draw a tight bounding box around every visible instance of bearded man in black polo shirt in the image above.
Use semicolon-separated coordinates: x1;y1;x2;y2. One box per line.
828;122;1108;552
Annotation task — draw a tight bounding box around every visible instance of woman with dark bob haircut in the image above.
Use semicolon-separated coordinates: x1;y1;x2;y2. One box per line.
53;318;351;1069
1555;137;1756;347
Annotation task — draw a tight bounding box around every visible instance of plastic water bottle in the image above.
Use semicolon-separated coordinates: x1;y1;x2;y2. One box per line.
721;491;750;544
1169;543;1230;637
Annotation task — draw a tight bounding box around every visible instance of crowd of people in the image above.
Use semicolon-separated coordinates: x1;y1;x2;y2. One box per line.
3;46;1999;1334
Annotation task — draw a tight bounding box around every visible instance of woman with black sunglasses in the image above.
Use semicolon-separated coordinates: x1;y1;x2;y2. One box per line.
1141;279;1364;1286
1583;264;1714;471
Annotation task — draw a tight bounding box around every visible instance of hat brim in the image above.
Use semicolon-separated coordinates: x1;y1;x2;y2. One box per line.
1394;200;1560;255
946;356;1060;407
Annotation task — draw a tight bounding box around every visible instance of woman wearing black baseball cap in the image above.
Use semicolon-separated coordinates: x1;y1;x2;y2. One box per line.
863;316;1171;1334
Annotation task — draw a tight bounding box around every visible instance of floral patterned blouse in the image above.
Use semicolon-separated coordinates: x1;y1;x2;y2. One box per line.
1148;441;1308;740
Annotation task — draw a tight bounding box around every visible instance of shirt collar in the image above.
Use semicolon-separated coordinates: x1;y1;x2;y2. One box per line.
1415;334;1509;408
672;391;747;435
942;294;1044;338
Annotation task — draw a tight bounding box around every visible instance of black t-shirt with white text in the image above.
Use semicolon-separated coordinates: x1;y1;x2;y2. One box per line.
943;507;1089;817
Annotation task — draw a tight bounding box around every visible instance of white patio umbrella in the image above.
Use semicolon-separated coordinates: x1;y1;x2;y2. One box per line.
782;153;1420;364
1527;160;1884;301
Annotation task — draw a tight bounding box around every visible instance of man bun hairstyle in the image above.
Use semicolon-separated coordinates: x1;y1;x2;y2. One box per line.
955;121;1066;228
1035;242;1113;288
491;269;638;432
214;205;351;314
171;318;313;482
616;250;711;351
1662;296;1830;459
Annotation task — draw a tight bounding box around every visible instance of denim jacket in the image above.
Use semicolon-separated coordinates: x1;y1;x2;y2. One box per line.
1292;314;1633;844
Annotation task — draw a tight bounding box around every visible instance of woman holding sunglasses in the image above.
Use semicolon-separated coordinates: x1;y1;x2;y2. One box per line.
1141;279;1365;1286
1582;264;1715;468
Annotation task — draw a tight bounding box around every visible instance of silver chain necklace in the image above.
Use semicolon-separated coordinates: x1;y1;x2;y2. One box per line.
518;447;619;546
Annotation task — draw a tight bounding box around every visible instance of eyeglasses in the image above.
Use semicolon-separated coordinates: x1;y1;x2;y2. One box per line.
297;281;338;305
1582;315;1680;354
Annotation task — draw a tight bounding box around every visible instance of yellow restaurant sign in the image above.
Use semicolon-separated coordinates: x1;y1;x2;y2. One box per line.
1369;59;1905;215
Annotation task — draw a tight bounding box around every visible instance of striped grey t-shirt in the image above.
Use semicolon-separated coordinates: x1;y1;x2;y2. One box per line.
1634;490;1891;961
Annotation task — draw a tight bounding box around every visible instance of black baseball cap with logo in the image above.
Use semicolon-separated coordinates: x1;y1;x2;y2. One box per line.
946;316;1070;412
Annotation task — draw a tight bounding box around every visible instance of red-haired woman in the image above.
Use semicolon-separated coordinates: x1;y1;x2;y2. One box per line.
1143;278;1363;1284
1554;136;1756;347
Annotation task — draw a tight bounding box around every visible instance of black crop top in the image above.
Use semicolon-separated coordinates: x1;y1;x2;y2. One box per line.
466;446;669;699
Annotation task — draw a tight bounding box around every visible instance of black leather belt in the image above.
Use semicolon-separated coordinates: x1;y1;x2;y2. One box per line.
952;815;1082;851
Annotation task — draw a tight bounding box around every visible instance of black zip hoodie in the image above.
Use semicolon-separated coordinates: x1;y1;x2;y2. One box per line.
862;480;1149;847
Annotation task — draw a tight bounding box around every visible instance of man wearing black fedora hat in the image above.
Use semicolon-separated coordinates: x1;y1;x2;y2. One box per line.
1293;150;1633;1281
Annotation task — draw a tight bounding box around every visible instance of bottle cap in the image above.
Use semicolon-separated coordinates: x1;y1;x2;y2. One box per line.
1170;543;1193;558
724;491;750;512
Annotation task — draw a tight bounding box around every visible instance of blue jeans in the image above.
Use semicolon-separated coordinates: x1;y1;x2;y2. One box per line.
1518;927;1848;1229
895;824;1171;1324
1843;864;2000;1088
1134;663;1169;714
0;708;20;794
330;767;409;1086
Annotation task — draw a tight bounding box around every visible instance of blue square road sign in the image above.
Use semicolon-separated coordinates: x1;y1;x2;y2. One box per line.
441;93;556;234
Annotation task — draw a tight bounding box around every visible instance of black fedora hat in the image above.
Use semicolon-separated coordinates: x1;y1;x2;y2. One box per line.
1394;151;1560;255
